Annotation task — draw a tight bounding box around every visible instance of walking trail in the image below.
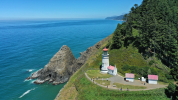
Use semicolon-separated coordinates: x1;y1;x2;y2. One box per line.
85;72;167;91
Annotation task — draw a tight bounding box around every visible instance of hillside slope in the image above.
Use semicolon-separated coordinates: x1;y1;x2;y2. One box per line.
55;34;113;100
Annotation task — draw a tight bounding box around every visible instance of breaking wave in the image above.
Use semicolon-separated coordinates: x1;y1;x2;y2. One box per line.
19;88;36;98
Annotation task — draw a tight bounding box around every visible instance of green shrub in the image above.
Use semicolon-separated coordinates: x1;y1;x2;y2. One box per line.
109;62;115;66
150;67;158;75
130;65;139;73
149;60;155;66
122;64;130;71
165;74;173;80
159;77;169;83
98;62;102;66
106;41;111;48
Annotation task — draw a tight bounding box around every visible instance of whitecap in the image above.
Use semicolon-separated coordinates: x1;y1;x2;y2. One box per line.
29;69;33;72
19;88;36;98
31;80;36;84
24;79;31;82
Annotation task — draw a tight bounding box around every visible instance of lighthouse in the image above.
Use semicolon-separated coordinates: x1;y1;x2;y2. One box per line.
101;47;109;73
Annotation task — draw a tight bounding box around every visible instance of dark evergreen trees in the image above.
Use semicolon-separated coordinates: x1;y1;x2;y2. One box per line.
112;24;123;49
112;0;178;81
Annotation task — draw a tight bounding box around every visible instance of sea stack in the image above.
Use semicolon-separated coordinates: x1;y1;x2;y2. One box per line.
31;45;76;85
29;36;110;85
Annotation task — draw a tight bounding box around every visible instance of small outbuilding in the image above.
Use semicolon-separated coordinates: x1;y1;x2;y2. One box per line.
125;73;135;82
141;77;146;82
148;75;158;84
107;65;117;75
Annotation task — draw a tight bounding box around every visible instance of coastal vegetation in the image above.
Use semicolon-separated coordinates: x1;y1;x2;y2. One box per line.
110;0;178;99
57;0;178;99
112;0;178;81
86;70;112;79
95;80;111;86
113;83;147;89
57;34;170;99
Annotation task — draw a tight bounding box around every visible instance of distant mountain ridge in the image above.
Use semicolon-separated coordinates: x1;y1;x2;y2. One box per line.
105;14;125;20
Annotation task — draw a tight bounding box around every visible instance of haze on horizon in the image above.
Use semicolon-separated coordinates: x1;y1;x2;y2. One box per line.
0;0;143;20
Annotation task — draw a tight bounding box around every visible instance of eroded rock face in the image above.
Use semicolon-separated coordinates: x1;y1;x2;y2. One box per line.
31;45;76;85
30;35;110;85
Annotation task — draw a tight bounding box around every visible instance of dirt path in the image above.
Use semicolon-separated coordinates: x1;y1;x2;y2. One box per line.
85;72;167;91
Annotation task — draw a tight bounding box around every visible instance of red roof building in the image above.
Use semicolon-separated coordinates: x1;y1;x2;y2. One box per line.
125;73;135;78
148;75;158;80
107;65;115;70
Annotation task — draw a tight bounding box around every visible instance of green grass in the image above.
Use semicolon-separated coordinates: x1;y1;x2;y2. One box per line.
91;44;148;76
109;45;147;69
76;76;169;100
113;83;147;89
86;70;113;79
57;33;170;100
158;81;169;85
95;80;111;86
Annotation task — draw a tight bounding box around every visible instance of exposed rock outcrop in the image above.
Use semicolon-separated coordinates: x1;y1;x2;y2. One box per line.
30;35;111;85
31;45;76;85
55;35;112;100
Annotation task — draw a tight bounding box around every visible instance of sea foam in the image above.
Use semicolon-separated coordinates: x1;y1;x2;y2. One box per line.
29;69;33;72
19;88;36;98
24;79;31;82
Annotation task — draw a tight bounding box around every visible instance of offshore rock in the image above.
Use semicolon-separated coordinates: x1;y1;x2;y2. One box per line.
31;45;76;85
30;35;108;85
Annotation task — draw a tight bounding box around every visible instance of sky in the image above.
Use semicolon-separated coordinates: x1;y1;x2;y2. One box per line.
0;0;143;20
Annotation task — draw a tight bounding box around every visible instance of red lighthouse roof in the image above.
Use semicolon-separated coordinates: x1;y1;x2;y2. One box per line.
103;47;108;51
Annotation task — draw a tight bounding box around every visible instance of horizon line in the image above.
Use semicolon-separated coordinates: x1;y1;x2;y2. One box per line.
0;17;106;21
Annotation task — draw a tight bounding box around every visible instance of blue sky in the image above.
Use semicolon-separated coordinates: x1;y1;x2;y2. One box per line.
0;0;143;20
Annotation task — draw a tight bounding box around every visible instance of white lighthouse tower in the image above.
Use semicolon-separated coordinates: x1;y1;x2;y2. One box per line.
101;47;109;73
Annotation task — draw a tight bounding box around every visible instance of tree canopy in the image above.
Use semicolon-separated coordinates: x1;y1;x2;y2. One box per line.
112;0;178;81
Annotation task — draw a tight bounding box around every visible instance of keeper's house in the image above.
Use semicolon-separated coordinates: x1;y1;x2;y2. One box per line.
125;73;135;82
148;75;158;84
107;65;117;75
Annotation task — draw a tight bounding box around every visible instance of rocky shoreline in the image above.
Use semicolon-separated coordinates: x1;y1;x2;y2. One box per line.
27;40;105;85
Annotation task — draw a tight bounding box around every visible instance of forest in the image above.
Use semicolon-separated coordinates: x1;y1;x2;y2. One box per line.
111;0;178;99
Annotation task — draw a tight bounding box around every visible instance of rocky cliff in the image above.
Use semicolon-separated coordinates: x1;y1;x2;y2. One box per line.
30;45;76;85
29;35;110;85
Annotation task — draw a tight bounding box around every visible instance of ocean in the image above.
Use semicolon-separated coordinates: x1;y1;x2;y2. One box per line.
0;19;122;100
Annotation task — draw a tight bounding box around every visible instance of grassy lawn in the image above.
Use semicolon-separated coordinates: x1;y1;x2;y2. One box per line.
86;70;113;78
95;80;111;86
158;81;169;85
76;77;169;100
117;72;125;77
113;83;147;89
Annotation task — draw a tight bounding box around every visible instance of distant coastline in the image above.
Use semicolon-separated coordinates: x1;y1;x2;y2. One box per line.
105;19;125;21
105;14;126;20
115;20;125;21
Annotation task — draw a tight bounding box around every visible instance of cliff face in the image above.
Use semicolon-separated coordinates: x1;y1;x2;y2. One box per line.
30;44;101;85
30;35;110;85
31;45;76;85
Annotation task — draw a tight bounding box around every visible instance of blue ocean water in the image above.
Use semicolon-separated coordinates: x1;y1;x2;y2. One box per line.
0;19;122;100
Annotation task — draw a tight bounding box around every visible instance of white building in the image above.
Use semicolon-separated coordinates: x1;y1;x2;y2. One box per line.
107;65;117;75
141;77;146;82
125;73;135;82
101;47;109;73
148;75;158;84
